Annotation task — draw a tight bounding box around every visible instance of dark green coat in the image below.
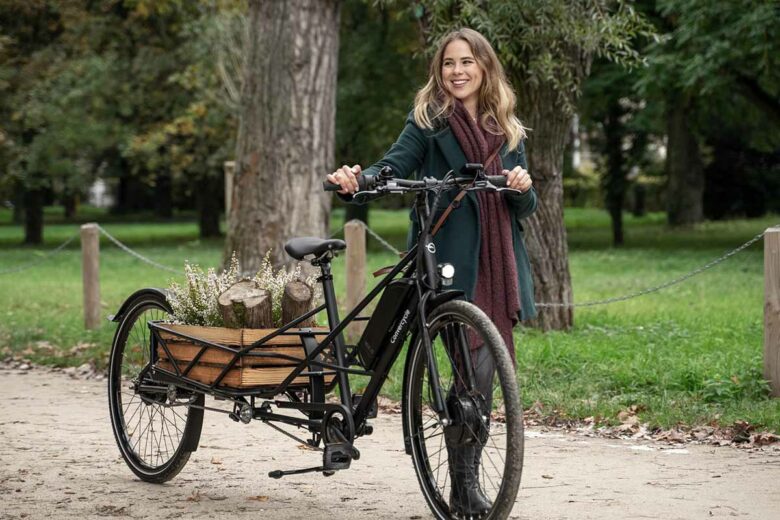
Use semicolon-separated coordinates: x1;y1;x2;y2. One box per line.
353;113;538;320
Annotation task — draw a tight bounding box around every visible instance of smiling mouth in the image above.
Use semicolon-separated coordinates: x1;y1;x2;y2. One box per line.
451;79;468;87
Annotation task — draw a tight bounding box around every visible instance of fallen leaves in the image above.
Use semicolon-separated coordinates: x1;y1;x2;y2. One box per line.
522;403;779;449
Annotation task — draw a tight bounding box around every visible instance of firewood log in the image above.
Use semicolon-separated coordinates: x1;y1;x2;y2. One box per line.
218;280;272;329
281;280;315;327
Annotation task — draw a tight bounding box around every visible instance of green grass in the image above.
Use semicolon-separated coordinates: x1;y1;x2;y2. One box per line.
1;206;778;432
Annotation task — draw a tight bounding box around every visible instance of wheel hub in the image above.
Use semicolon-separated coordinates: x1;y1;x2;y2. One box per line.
443;394;484;446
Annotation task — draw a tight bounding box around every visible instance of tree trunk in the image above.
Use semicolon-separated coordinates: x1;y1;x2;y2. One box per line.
516;85;574;331
281;280;315;327
666;98;703;227
197;175;222;238
63;192;78;220
604;98;626;247
23;187;44;245
154;169;173;219
224;0;340;272
12;180;23;224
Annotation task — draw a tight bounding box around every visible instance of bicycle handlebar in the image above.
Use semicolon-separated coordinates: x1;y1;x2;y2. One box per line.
322;173;510;193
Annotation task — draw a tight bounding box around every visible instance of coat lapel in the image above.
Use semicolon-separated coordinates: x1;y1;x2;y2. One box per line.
433;127;467;177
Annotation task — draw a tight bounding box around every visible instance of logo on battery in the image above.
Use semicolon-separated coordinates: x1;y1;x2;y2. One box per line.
391;309;411;345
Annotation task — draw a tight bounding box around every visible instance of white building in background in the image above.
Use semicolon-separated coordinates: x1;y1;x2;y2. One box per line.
88;179;113;208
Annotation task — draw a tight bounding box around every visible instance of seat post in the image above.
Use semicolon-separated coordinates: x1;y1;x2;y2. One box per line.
317;259;353;411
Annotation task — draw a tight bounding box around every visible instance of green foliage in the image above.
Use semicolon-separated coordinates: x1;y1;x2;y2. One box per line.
337;1;425;170
639;0;780;141
0;0;241;222
403;0;654;113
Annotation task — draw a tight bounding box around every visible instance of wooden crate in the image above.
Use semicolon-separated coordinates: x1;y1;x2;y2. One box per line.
154;323;335;389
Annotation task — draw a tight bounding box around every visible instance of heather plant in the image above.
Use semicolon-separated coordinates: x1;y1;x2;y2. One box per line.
167;252;319;327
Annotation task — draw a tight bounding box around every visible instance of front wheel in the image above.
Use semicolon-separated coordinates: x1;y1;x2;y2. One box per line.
403;300;523;519
108;291;204;483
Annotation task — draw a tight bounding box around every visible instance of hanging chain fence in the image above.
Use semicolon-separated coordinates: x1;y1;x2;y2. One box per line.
96;225;182;274
0;233;79;275
1;220;775;309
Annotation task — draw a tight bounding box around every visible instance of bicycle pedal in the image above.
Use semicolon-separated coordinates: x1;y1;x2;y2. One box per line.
323;442;353;471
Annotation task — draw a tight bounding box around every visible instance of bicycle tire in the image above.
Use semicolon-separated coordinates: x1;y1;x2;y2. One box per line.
108;291;204;483
403;300;523;519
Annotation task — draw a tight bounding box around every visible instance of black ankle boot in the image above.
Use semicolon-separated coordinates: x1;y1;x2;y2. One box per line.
448;444;492;517
471;442;492;508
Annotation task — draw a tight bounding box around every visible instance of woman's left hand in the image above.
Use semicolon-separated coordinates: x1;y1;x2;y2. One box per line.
503;166;533;193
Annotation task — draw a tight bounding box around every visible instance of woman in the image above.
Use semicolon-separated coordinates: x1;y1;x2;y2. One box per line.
328;27;536;332
327;27;536;516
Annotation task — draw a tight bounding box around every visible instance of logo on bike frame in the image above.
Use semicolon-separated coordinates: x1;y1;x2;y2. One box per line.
391;309;411;345
426;242;436;254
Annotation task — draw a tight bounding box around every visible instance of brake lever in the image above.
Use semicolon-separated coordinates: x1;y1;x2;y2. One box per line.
352;190;381;201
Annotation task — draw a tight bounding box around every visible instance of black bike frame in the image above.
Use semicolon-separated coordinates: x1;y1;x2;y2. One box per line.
148;186;455;443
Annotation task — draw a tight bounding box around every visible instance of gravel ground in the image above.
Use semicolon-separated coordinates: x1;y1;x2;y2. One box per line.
1;369;779;520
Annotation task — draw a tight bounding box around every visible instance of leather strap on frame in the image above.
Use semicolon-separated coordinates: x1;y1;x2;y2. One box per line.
431;146;502;237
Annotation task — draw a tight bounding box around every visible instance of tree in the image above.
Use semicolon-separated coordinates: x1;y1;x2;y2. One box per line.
640;0;780;227
580;60;652;246
224;0;341;271
415;0;651;330
336;0;425;226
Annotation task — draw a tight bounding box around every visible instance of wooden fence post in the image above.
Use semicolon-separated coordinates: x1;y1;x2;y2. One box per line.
81;223;100;330
765;227;780;397
224;161;235;218
344;220;366;340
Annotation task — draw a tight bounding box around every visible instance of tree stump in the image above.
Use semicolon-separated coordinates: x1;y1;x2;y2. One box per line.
281;281;315;327
218;280;272;329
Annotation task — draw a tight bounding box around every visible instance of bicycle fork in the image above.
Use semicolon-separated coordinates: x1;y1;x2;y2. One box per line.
417;292;454;426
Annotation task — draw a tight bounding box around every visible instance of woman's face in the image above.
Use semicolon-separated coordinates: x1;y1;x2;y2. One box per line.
441;39;483;111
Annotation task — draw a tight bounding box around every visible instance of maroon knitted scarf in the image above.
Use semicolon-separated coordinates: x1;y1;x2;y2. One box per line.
448;100;520;362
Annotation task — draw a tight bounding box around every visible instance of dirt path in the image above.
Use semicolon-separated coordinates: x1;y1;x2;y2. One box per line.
1;369;779;520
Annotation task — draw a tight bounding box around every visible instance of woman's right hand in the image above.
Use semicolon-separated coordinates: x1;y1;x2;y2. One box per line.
326;164;362;194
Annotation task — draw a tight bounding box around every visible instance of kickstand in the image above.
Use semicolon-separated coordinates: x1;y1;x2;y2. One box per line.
268;466;330;479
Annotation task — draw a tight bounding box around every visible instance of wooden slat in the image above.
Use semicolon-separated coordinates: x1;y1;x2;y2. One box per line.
157;342;305;367
157;360;335;388
158;324;329;347
158;324;242;346
242;328;329;345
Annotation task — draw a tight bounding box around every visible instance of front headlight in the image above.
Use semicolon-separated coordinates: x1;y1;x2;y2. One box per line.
438;263;455;286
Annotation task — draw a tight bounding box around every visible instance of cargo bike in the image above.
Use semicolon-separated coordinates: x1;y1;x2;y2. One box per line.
108;164;524;519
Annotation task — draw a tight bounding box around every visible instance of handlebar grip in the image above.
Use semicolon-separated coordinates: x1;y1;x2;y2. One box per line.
486;175;508;188
323;174;377;192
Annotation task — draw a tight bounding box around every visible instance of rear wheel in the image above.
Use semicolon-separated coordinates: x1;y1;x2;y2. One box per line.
403;300;523;519
108;291;204;483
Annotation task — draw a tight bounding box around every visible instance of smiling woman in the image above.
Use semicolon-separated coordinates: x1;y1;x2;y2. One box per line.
326;27;536;518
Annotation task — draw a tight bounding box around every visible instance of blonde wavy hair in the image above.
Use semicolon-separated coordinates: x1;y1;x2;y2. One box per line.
413;28;527;151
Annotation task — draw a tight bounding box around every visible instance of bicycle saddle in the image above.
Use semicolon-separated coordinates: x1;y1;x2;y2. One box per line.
284;237;346;260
